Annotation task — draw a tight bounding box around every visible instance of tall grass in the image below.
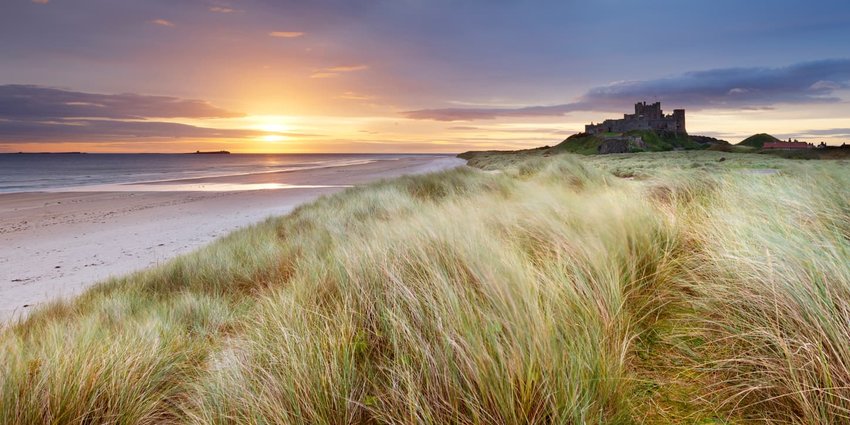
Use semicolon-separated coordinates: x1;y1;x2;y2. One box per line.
1;151;848;423
682;166;850;422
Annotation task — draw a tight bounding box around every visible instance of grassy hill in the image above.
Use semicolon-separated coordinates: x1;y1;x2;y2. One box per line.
460;131;733;160
738;133;781;148
630;129;705;150
528;130;720;156
458;131;736;167
551;132;605;154
690;135;730;146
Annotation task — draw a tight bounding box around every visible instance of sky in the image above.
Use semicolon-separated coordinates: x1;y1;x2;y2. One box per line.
1;0;849;153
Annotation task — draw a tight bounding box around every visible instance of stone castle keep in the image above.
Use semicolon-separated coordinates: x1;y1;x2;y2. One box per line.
585;102;686;134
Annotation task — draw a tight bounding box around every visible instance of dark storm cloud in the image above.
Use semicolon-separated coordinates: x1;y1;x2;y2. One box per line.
404;59;850;121
583;59;850;107
0;85;242;120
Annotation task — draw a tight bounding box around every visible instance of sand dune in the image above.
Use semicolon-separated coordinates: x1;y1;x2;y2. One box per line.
0;156;465;321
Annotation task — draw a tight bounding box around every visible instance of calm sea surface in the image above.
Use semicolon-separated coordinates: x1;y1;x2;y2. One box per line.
0;153;442;193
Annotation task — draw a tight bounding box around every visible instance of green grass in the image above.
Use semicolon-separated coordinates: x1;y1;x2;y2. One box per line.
627;130;704;150
520;130;714;156
1;151;849;423
738;133;781;148
553;132;606;154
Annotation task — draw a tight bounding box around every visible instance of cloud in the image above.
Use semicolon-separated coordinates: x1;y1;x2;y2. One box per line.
809;80;843;91
310;64;370;79
404;59;850;121
0;85;242;120
310;72;339;79
448;126;567;134
580;59;850;107
327;65;369;72
0;85;260;142
0;120;263;141
150;19;175;27
268;31;304;38
337;91;374;100
31;0;49;4
0;118;319;143
209;6;236;13
798;128;850;136
404;104;585;121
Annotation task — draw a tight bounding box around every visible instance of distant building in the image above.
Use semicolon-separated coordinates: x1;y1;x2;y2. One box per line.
763;141;813;150
585;102;686;134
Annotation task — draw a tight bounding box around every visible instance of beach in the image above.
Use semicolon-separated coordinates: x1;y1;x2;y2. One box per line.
0;155;465;321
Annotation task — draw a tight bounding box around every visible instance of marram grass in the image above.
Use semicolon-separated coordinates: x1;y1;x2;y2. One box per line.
1;152;848;424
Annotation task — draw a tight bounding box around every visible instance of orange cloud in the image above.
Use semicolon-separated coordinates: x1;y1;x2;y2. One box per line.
328;65;369;72
268;31;304;38
310;72;339;79
150;19;175;27
310;65;369;79
31;0;49;4
338;91;374;100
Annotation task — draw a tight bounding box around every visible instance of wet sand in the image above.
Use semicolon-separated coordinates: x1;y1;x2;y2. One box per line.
0;156;465;321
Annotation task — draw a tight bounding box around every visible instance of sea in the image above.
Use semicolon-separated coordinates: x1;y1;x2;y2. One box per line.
0;153;444;194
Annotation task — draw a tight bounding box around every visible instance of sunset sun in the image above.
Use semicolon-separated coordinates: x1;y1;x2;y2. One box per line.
252;117;293;143
259;134;287;143
255;121;291;134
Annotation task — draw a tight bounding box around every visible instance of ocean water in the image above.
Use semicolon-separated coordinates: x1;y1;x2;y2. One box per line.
0;153;440;193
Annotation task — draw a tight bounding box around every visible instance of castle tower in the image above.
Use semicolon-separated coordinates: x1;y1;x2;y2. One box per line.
634;102;646;117
672;109;686;133
634;101;663;120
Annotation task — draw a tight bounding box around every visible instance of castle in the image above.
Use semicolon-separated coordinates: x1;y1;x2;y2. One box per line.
585;102;686;134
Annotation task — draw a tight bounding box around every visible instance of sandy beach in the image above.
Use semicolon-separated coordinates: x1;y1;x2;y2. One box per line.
0;156;465;321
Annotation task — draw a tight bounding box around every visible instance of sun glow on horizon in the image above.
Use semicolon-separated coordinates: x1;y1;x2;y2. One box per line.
259;134;287;143
244;115;296;144
256;122;291;134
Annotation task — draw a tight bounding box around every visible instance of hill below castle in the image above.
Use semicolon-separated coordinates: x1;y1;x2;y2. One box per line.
458;130;729;159
555;130;729;154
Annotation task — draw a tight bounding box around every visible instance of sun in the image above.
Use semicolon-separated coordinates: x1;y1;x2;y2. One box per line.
260;134;286;143
250;116;294;143
257;122;291;133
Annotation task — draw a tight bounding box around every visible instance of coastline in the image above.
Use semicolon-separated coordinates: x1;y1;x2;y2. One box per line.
0;156;465;321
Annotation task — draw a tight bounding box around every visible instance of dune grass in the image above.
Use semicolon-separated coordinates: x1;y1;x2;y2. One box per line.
1;151;848;423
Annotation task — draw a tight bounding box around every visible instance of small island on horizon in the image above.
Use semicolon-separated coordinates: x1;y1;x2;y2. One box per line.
191;150;231;155
12;151;87;155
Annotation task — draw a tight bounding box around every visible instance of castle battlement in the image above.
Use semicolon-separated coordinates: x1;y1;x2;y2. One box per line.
585;101;686;135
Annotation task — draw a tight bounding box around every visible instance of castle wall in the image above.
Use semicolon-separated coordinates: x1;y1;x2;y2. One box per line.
584;102;686;134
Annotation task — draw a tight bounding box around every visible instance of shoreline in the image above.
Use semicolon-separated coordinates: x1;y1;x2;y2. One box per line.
0;154;447;195
0;156;465;321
